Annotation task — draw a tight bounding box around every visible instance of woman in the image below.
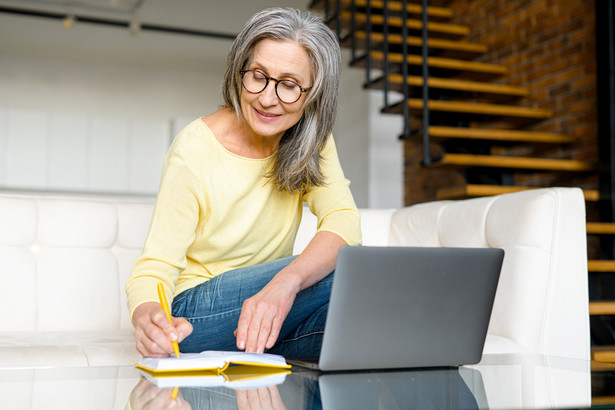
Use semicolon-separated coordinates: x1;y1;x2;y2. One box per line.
126;7;361;359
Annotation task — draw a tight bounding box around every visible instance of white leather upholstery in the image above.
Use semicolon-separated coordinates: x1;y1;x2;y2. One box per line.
293;207;397;254
0;187;589;368
388;187;590;361
0;192;155;368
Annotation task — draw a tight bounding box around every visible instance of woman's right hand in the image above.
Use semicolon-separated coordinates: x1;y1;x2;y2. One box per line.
132;302;193;357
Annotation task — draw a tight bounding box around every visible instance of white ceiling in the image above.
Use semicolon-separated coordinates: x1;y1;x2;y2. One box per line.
0;0;311;70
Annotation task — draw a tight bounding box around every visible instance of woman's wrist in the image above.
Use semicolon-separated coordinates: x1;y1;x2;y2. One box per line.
271;265;304;295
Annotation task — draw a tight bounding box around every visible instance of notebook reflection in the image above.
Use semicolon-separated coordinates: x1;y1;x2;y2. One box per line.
127;367;481;410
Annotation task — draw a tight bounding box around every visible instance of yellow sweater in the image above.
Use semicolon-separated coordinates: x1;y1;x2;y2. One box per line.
126;118;362;317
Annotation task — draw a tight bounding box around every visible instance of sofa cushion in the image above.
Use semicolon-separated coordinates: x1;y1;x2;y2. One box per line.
293;206;396;253
0;197;37;246
38;199;118;248
0;193;155;336
37;248;120;332
0;330;139;368
0;247;37;332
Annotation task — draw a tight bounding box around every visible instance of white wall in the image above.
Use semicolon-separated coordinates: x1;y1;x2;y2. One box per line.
0;53;224;195
334;54;370;207
334;58;404;208
0;53;223;121
368;91;404;208
0;108;170;194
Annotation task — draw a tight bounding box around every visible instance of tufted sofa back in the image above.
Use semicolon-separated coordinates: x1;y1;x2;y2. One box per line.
0;192;155;333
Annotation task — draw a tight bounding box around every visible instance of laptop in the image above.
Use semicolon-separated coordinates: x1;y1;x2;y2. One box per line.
289;246;504;371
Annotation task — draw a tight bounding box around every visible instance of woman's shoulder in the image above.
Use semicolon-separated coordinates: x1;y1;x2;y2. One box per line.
320;133;339;157
168;116;217;155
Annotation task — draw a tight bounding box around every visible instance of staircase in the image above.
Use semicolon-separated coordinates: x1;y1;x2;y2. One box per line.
310;0;615;364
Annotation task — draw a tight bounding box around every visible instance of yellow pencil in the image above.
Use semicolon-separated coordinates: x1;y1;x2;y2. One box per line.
171;386;179;400
157;282;180;358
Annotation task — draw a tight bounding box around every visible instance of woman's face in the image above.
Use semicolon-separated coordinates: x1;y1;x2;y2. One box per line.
240;39;312;144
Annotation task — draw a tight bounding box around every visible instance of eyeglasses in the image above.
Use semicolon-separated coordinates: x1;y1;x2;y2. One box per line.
240;69;311;104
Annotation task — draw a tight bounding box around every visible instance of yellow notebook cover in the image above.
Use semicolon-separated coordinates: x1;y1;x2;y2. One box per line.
137;365;291;389
135;350;291;375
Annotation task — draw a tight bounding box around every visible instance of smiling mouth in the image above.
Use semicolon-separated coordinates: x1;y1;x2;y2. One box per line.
255;108;281;118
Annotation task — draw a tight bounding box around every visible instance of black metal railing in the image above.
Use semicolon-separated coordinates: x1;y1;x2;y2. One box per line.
597;0;615;254
365;1;373;86
313;0;431;165
399;0;411;140
420;0;431;165
382;0;391;108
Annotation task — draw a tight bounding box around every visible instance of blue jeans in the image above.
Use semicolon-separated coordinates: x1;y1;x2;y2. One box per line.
172;256;333;359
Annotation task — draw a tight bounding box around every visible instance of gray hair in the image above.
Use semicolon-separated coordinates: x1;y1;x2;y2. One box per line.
222;7;342;193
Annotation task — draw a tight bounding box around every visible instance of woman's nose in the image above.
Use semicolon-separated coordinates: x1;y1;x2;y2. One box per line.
259;81;279;106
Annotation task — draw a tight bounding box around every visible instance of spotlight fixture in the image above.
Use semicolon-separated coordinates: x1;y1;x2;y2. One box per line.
129;19;140;36
62;14;75;29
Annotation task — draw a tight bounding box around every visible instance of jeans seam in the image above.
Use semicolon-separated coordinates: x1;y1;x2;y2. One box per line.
185;307;242;322
278;328;325;344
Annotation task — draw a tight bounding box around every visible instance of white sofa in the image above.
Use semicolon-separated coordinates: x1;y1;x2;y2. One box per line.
0;187;589;368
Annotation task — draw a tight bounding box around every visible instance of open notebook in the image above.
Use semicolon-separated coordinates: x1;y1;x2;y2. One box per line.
135;350;291;388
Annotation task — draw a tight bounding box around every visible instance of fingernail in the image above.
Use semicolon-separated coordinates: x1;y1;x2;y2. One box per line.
238;340;245;350
170;333;178;342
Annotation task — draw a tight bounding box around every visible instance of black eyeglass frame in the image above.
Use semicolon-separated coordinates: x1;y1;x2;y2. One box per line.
239;69;311;104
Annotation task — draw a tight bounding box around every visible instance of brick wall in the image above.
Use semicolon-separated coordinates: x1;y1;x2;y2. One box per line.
404;0;598;204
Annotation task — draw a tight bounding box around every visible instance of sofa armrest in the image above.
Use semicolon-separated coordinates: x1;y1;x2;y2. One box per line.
388;188;589;360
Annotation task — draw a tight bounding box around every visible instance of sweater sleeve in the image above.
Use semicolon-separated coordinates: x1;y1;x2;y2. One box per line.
302;135;362;246
125;146;203;319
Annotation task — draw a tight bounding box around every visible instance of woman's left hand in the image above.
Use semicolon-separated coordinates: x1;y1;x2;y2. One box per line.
236;385;287;410
235;231;347;353
235;275;299;354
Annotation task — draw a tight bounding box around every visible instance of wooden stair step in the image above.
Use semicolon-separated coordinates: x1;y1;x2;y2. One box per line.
592;360;615;371
589;260;615;272
428;126;572;143
587;222;615;234
590;301;615;315
593;396;615;406
437;185;538;199
391;99;553;119
593;397;615;407
341;12;469;37
436;184;599;201
410;99;552;118
431;153;594;172
366;51;507;76
354;31;488;54
592;346;615;363
374;75;529;98
585;190;601;201
320;0;454;19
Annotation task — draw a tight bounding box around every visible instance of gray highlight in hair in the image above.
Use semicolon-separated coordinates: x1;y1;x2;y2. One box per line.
222;7;342;193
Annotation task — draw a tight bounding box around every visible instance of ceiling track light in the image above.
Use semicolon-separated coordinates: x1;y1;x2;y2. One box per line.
62;13;75;29
0;5;237;40
129;19;140;36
